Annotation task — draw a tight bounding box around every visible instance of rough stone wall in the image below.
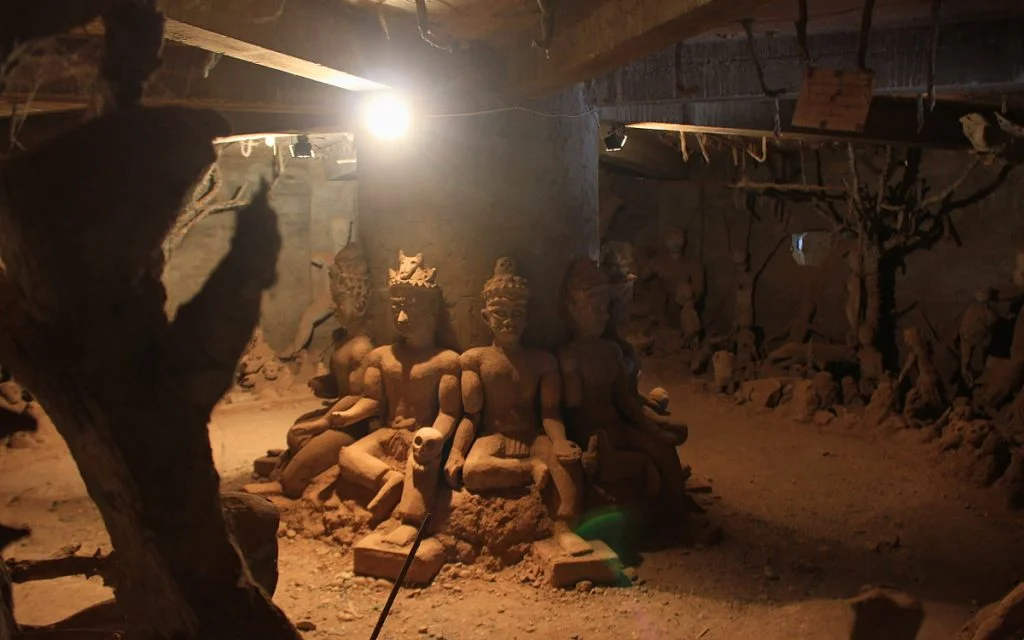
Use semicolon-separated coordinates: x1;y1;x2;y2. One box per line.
608;147;1023;355
357;85;600;351
163;144;358;353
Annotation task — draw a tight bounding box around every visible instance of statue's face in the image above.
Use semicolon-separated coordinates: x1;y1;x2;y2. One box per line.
390;293;437;342
334;277;369;324
665;230;685;254
483;297;527;340
569;295;610;339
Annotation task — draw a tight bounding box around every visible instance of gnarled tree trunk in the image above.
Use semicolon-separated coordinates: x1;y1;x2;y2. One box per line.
0;107;299;639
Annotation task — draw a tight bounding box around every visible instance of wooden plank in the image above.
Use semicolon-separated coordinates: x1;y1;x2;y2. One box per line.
162;20;384;92
505;0;779;96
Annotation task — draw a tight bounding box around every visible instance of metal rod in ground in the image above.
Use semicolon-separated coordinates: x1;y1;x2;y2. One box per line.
368;513;432;640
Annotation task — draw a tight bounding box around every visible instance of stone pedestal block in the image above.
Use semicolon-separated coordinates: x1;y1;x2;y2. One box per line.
353;531;445;585
532;537;622;588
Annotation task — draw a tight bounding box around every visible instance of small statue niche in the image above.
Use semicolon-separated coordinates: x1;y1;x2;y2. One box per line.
956;287;999;388
244;244;375;499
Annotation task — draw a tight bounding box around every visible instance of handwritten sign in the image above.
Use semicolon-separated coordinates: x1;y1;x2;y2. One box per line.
792;68;875;133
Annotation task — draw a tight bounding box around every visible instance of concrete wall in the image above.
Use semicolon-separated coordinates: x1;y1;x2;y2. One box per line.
607;147;1024;357
163;142;358;354
357;85;600;351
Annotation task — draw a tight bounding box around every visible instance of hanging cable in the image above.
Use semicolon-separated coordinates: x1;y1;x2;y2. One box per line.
795;0;811;67
741;19;783;98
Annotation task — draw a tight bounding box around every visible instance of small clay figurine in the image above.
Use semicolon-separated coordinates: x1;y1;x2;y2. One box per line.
676;281;702;348
898;327;945;421
857;325;885;397
235;327;293;398
331;251;461;520
956;287;999;388
451;258;588;555
640;227;706;324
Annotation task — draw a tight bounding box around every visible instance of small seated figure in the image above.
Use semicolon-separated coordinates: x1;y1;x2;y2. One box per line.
447;258;588;554
332;251;461;521
234;327;287;397
899;327;945;422
244;244;374;499
560;259;690;511
857;325;886;397
676;281;702;348
640;227;706;328
956;287;999;388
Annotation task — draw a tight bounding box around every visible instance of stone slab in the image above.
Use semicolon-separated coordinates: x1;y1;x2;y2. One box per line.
253;455;279;478
353;531;445;585
532;538;623;588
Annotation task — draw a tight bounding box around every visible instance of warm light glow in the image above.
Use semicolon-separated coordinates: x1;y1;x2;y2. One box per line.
264;136;276;147
364;94;411;140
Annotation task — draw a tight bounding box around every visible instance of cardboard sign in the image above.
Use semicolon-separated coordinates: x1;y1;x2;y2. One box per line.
792;68;875;133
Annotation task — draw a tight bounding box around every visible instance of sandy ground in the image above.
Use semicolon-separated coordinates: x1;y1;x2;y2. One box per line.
2;371;1022;640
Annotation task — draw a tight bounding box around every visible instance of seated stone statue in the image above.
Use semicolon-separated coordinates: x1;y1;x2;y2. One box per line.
447;258;588;554
559;259;689;512
244;244;374;499
331;251;461;521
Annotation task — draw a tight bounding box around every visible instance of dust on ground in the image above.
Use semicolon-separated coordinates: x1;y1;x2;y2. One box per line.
2;368;1021;640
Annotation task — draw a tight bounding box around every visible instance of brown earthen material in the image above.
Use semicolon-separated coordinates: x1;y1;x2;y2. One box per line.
335;251;461;522
452;259;587;555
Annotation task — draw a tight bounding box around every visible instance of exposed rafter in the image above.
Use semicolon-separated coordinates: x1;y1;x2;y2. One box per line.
505;0;778;97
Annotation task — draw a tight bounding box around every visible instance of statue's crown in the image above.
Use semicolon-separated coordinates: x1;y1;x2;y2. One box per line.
482;257;529;304
388;250;439;293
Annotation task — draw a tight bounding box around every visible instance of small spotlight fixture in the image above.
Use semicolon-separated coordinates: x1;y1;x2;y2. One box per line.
264;135;276;148
603;125;628;152
364;93;412;141
290;135;315;158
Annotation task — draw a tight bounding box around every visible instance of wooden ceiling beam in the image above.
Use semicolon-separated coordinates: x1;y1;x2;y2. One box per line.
505;0;778;97
158;0;493;94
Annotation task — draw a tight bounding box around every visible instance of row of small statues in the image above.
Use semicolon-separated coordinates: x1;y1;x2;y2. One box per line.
243;246;692;582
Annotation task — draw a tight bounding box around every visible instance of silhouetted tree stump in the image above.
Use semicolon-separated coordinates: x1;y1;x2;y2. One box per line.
0;106;299;639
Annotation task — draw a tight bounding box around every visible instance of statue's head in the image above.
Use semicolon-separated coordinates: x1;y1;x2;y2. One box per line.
857;324;875;347
388;250;440;344
481;257;530;342
902;326;924;349
565;258;611;339
329;243;370;326
665;227;686;255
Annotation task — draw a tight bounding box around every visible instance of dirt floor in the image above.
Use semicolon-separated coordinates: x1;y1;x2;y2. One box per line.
2;364;1022;640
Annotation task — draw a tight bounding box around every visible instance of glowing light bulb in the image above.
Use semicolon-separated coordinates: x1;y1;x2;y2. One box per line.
264;136;276;147
364;94;411;140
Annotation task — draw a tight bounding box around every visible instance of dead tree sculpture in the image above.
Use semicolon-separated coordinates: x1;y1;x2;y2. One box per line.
797;145;1008;367
163;162;251;259
0;106;300;640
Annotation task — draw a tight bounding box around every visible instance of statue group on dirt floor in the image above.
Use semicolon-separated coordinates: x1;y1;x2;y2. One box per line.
243;245;693;586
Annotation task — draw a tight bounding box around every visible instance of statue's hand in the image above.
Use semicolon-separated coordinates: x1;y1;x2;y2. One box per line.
581;435;600;479
552;438;581;463
444;451;465;489
329;411;353;428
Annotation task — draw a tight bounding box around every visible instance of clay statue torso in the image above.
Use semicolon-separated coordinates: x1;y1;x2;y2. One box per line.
960;302;998;351
329;335;374;397
370;344;460;430
462;346;553;441
559;337;628;438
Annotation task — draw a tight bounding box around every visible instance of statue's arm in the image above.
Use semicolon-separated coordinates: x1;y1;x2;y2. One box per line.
539;355;568;443
330;361;381;427
432;357;462;441
558;348;583;409
897;353;916;386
